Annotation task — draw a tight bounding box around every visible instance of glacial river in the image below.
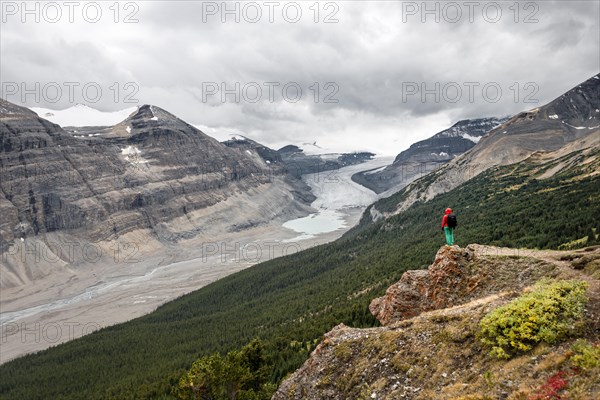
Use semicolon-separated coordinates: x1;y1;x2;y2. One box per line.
283;156;393;240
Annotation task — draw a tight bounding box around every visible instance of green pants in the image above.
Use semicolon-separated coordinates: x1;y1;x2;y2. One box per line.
444;227;454;245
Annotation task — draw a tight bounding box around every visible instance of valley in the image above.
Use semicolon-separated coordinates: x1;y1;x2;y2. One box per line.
0;74;598;399
0;156;391;363
1;2;599;398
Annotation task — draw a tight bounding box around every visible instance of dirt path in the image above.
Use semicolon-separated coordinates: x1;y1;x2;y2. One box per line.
469;243;600;336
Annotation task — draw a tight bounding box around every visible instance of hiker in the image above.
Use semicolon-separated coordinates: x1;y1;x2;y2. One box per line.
441;208;457;245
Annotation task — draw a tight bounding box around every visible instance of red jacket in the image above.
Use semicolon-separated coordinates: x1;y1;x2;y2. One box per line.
441;208;452;228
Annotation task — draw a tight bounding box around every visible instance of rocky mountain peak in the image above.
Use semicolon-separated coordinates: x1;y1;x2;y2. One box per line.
109;103;217;146
0;98;40;119
118;104;187;133
390;116;506;165
543;73;600;125
127;104;172;123
498;73;600;138
431;116;508;141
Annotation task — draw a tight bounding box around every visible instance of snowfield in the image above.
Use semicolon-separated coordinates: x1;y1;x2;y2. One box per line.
30;104;137;127
121;145;148;165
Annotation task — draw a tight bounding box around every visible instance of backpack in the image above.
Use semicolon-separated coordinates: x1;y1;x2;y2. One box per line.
447;214;457;228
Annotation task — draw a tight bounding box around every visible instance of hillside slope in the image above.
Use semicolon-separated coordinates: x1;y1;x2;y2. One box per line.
274;245;600;400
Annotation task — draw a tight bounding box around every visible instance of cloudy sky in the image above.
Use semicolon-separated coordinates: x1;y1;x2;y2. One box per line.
1;0;599;155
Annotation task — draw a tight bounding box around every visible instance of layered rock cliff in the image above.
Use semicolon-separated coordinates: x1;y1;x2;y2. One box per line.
0;99;310;288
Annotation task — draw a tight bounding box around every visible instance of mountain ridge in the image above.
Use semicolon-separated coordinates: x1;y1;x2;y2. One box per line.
372;73;600;216
352;116;508;194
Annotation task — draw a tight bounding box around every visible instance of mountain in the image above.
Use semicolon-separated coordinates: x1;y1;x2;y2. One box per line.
352;117;507;194
393;116;509;163
379;73;600;216
222;135;375;178
0;100;311;289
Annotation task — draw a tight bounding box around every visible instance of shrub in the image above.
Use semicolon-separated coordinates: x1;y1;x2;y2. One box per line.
570;339;600;370
478;280;588;359
173;339;275;400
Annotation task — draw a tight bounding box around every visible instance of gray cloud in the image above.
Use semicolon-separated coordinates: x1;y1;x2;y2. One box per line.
1;0;598;155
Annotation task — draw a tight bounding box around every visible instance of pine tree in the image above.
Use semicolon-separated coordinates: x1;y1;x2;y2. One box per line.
586;227;597;245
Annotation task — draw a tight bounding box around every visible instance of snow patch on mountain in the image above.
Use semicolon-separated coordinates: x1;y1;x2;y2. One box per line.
121;145;148;165
149;106;159;121
462;133;481;143
564;122;600;130
365;166;387;175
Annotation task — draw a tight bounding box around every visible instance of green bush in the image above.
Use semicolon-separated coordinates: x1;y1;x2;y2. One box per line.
478;280;588;359
570;339;600;370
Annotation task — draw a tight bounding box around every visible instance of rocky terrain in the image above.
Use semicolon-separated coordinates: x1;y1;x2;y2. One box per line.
373;73;600;216
274;244;600;399
368;245;556;325
353;117;507;194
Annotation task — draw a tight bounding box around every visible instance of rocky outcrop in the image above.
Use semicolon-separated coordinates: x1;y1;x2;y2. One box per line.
369;245;475;325
273;245;599;400
368;244;564;326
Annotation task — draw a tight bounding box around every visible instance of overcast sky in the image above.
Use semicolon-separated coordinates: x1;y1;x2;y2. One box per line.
1;0;599;155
